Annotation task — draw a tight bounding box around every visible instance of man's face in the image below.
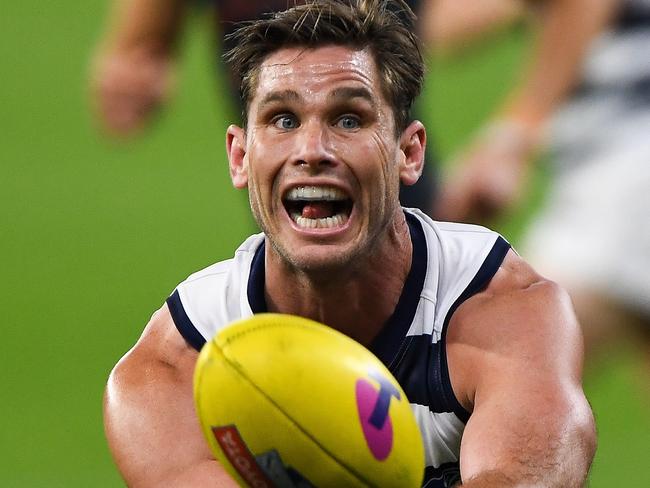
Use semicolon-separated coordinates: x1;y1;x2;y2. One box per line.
229;45;419;272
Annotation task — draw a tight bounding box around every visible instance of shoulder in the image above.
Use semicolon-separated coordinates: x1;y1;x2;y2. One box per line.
179;232;264;287
446;250;583;410
450;250;578;344
408;210;513;336
169;233;265;349
408;209;509;289
411;210;509;274
110;305;198;387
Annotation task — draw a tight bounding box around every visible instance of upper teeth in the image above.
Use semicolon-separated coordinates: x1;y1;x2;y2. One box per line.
285;186;347;201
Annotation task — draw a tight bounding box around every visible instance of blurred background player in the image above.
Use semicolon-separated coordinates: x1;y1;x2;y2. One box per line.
434;0;650;378
90;0;437;213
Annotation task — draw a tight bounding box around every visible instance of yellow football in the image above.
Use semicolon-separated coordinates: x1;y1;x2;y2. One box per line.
193;313;424;487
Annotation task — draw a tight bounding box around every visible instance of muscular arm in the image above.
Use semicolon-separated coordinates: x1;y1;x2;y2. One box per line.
447;251;596;487
104;305;237;486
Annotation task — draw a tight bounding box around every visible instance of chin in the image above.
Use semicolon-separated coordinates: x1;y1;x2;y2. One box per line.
274;240;362;276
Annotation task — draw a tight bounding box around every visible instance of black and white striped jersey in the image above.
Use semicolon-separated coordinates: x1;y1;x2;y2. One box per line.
167;208;511;487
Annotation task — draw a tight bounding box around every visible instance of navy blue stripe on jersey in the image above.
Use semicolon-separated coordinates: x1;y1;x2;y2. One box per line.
247;240;267;314
422;462;461;488
167;289;206;351
370;211;427;365
439;236;511;422
617;3;650;31
390;335;466;415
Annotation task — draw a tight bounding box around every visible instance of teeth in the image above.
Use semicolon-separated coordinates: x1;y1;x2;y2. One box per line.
291;212;348;229
285;186;347;201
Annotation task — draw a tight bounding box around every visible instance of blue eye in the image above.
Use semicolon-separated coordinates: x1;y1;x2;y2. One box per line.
336;116;360;130
274;115;299;130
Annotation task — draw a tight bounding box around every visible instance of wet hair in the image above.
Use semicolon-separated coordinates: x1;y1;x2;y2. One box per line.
225;0;424;133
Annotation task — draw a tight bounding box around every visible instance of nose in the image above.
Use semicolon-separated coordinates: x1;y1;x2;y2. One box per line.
292;119;336;170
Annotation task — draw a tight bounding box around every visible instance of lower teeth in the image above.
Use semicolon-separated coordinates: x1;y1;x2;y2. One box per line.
292;213;348;229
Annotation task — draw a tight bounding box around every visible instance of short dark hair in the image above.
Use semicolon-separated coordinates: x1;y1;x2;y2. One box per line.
225;0;424;133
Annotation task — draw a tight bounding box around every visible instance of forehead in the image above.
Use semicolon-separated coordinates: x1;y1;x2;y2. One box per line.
252;45;382;104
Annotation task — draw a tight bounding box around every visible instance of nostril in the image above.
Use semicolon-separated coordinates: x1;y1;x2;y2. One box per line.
294;158;336;169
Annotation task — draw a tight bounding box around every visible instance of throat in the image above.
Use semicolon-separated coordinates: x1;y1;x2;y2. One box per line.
265;268;407;347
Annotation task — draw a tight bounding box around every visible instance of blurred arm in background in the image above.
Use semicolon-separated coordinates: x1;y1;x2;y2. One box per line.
90;0;188;137
429;0;622;223
421;0;526;55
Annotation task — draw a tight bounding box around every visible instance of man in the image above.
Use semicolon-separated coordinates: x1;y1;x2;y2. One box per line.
104;1;596;486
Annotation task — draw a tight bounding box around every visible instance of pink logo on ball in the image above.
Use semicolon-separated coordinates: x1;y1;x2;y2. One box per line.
355;369;401;460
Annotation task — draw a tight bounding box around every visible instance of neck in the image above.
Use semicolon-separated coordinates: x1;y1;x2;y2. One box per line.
264;212;413;346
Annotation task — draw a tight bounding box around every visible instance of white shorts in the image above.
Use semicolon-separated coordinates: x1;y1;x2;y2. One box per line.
523;106;650;317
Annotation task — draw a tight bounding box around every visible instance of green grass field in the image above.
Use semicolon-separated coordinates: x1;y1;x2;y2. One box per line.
1;2;649;486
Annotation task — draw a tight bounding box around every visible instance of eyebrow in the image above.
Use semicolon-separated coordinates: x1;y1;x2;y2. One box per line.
258;90;302;109
258;86;377;111
329;87;377;110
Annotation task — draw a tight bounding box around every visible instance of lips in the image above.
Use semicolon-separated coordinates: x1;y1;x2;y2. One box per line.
282;185;353;230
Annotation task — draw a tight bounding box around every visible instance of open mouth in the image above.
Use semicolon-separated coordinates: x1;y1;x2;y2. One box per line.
283;185;353;230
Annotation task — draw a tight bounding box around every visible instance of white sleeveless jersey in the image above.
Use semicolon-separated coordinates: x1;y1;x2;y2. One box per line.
167;208;510;487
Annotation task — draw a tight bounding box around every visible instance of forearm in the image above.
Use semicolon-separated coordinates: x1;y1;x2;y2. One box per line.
162;460;239;488
420;0;525;53
456;471;515;487
91;0;188;135
499;0;620;132
104;357;220;486
99;0;189;54
457;413;595;487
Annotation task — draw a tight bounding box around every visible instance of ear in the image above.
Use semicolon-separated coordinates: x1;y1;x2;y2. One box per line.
226;124;248;189
398;120;426;186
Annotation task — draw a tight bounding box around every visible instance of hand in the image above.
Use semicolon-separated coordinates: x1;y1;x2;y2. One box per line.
90;46;174;138
434;120;538;223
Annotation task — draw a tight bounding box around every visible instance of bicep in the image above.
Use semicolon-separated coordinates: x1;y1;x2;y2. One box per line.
103;306;235;487
449;278;596;486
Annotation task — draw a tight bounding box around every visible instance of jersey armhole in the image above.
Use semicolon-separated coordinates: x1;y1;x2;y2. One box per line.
440;236;511;422
166;289;206;352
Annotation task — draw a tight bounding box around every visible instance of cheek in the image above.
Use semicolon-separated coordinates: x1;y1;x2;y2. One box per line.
247;139;289;216
367;133;398;182
248;138;282;186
